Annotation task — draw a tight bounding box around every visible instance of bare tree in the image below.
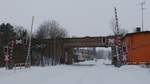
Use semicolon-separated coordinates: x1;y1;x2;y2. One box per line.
110;19;118;35
36;20;68;39
35;23;49;39
119;28;128;37
110;18;128;66
35;20;68;66
110;19;128;37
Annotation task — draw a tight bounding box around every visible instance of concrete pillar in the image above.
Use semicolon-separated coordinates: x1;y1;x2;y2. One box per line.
65;48;73;64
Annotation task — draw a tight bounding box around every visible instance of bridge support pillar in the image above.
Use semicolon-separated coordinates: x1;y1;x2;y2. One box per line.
65;48;73;64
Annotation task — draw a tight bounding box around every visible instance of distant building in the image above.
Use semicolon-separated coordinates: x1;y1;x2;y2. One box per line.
122;31;150;64
73;48;95;62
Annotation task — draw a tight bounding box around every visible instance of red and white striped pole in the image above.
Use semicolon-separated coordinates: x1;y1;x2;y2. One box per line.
114;7;122;67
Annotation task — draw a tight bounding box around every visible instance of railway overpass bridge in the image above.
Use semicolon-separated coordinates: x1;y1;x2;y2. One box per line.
32;36;115;64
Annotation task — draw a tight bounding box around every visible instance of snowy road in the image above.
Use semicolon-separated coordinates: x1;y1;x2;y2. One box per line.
0;60;150;84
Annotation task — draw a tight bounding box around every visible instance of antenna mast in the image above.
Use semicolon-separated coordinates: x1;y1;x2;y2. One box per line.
140;0;146;31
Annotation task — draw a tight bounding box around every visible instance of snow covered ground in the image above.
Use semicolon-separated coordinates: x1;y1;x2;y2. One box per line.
0;59;150;84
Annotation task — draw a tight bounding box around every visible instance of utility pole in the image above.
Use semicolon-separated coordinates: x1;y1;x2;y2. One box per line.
26;16;34;65
140;0;146;31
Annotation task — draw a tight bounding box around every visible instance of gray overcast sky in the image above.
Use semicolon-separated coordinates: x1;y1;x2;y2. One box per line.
0;0;150;37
